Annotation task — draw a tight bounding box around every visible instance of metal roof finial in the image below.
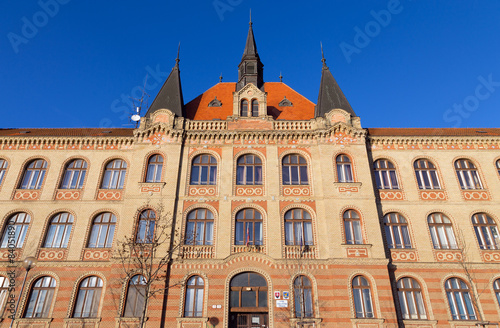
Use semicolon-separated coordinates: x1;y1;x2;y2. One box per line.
249;9;252;26
279;72;283;83
321;42;327;68
219;73;223;83
175;42;181;67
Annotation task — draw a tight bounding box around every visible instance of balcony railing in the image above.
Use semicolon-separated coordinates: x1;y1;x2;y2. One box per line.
181;245;214;259
284;245;317;259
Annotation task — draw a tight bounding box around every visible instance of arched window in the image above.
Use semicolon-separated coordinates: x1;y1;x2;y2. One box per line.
184;276;204;317
472;213;499;250
236;154;262;185
24;276;56;318
428;213;457;249
101;159;127;189
374;159;399;189
0;277;8;315
235;209;262;246
1;212;31;248
123;275;146;317
494;279;500;307
251;100;259;117
185;209;214;246
43;212;74;248
294;276;313;318
414;159;440;189
397;277;427;320
229;272;267;309
73;276;103;318
344;210;363;245
240;99;248;116
445;278;476;320
145;154;163;183
190;154;217;185
20;159;47;189
496;160;500;176
282;154;308;185
0;159;7;186
383;213;411;249
88;212;116;248
336;154;353;183
136;209;156;243
60;159;87;189
284;209;313;246
455;159;483;190
352;276;374;318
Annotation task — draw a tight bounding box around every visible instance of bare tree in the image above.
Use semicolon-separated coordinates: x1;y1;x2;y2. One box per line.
455;229;493;328
115;204;183;328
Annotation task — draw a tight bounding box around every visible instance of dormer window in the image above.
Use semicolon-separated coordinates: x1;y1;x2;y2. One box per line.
251;100;259;117
240;100;248;116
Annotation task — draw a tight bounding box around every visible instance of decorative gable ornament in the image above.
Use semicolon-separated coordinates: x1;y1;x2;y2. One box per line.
208;96;222;107
278;96;293;107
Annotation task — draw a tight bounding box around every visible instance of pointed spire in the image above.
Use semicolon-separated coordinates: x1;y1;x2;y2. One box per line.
242;13;258;58
237;14;264;91
316;46;355;118
146;48;184;118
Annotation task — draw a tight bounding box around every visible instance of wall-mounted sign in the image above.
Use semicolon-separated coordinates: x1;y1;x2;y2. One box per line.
283;291;289;299
276;300;288;308
274;291;280;299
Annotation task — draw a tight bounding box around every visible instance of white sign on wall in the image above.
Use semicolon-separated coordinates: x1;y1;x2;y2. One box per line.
276;300;288;308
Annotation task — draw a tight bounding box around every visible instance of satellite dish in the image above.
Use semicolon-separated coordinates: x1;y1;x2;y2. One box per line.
131;114;141;122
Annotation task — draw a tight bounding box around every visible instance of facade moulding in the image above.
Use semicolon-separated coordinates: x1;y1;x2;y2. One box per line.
369;136;500;147
136;120;367;145
0;136;135;150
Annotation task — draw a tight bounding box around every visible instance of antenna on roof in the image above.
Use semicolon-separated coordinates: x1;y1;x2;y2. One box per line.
129;75;150;128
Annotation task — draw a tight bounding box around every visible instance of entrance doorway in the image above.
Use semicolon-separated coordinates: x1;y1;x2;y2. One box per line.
229;272;268;328
230;313;267;328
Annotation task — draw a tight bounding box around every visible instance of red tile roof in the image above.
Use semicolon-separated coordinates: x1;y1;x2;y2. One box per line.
367;128;500;137
184;82;316;120
0;128;134;137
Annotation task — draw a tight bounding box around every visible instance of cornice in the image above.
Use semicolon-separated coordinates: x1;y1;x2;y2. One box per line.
0;135;135;150
369;135;500;146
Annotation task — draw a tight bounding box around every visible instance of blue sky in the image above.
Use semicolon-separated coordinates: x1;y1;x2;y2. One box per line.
1;0;499;128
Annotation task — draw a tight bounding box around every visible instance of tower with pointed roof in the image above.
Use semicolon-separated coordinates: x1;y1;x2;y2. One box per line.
316;46;355;118
236;17;264;91
146;45;184;118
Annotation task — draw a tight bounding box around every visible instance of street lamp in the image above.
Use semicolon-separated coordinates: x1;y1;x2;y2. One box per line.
9;256;36;328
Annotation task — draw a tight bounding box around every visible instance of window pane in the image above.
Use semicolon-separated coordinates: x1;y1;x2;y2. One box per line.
353;289;363;317
209;166;217;185
191;166;199;185
236;166;245;185
282;167;290;185
353;221;362;244
205;222;213;245
254;166;262;185
291;166;299;185
242;290;256;307
300;166;308;184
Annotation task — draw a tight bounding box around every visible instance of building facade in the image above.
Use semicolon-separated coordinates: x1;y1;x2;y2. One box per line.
0;22;500;328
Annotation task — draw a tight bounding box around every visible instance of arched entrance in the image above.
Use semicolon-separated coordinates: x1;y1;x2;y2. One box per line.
229;272;268;328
